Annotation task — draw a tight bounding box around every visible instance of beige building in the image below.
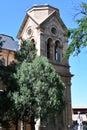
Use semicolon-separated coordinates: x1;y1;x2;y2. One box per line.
0;34;18;90
0;34;18;66
0;4;73;130
17;4;73;130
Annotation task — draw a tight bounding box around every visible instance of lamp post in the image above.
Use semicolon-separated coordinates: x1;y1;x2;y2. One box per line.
77;111;83;130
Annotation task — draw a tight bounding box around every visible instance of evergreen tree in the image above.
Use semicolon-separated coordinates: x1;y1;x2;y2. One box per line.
15;40;36;63
0;40;65;130
12;56;65;130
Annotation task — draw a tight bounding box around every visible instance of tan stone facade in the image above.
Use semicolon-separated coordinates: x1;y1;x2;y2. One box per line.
17;4;73;130
0;34;18;66
0;34;18;91
0;49;15;66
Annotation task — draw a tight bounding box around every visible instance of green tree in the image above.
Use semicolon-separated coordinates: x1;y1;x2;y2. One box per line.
0;90;14;129
0;40;65;130
0;64;19;129
12;56;65;130
12;40;65;130
0;40;36;130
65;2;87;57
15;40;36;63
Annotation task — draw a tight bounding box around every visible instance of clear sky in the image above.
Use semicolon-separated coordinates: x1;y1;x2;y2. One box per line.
0;0;87;107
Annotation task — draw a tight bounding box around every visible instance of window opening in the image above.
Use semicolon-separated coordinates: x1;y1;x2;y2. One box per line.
31;39;35;48
47;38;52;59
55;44;58;61
55;41;60;62
47;43;50;59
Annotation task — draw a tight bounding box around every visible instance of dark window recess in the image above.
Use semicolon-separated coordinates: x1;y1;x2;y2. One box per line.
51;27;57;35
47;43;50;59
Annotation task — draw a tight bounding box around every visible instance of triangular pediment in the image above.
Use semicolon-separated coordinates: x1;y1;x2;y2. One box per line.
38;11;67;33
17;4;65;39
17;4;67;41
17;13;39;39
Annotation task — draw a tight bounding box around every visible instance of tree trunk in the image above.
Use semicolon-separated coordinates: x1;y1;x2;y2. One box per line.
30;116;35;130
0;125;2;130
15;118;18;130
21;116;25;130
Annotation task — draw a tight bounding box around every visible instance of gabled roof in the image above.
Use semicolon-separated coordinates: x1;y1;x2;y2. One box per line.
17;14;29;39
38;10;67;30
0;34;19;51
17;4;67;39
17;13;39;39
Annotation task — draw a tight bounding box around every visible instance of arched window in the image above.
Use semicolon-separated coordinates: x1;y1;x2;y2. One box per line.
47;38;52;59
31;39;35;48
55;41;60;62
55;43;58;61
47;42;50;59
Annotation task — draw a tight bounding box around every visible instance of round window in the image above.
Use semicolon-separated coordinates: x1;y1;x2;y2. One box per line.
27;28;32;35
51;27;57;35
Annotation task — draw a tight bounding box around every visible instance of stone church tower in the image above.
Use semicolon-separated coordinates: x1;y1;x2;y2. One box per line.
17;4;72;130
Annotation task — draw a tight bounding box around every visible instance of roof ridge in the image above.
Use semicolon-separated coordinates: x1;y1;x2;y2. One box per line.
0;34;14;40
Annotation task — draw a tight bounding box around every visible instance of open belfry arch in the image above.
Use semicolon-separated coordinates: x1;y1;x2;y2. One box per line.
17;4;72;130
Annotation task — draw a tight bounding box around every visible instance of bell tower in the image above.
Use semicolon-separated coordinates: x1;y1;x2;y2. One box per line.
17;4;72;130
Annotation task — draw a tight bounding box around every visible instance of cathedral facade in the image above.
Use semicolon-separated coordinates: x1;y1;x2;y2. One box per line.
0;4;72;130
17;4;72;130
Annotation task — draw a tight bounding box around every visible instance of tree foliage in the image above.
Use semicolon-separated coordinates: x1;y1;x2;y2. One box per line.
0;40;65;130
13;57;65;117
65;2;87;57
15;40;36;63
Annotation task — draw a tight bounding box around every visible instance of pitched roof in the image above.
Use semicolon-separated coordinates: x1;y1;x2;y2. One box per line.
38;10;67;30
0;34;19;51
17;4;67;39
17;13;39;39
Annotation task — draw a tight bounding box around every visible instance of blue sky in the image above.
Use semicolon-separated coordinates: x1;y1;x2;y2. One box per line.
0;0;87;107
